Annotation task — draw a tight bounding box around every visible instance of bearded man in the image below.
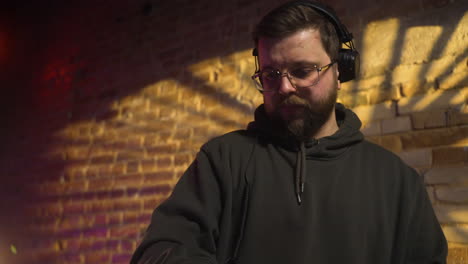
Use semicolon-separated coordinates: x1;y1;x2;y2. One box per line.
131;1;447;263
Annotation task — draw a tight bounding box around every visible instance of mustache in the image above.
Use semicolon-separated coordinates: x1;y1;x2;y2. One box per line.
279;95;309;107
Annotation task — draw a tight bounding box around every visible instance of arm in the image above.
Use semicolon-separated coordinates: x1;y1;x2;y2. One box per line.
131;149;224;264
404;169;448;264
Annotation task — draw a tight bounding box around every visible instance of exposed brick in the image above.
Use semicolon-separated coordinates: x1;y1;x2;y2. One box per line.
143;134;159;147
63;202;86;215
351;101;396;124
38;182;65;196
381;116;412;134
378;135;403;153
96;165;116;177
68;170;87;182
64;180;89;193
447;107;468;127
113;174;144;189
88;178;114;192
360;120;381;136
110;189;126;199
140;159;156;172
116;150;145;162
447;247;468;264
122;211;140;223
85;167;101;179
144;171;174;184
143;197;165;210
337;90;369;107
111;253;132;264
174;127;193;139
56;228;82;239
432;146;468;166
400;79;434;97
411;110;447;129
90;154;115;164
425;166;468;185
126;187;139;197
108;213;123;225
34;203;63;217
174;153;191;166
436;187;468;203
398;148;432;169
89;201;114;213
106;239;120;250
59;252;83;263
112;163;127;175
139;185;172;197
103;140;127;150
76;239;93;250
59;215;83;230
400;126;468;150
126;137;143;149
435;205;468;224
156;156;173;168
439;71;468;91
113;199;142;211
368;85;401;104
82;239;116;251
85;252;111;263
82;227;108;238
94;214;107;226
120;240;136;252
63;238;81;251
398;88;466;115
146;144;178;156
442;225;468;244
126;161;140;173
109;225;140;239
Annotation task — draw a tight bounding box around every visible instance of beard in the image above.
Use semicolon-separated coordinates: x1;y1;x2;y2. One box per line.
270;89;337;142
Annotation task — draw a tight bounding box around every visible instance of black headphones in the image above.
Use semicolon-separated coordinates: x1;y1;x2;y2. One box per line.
253;0;360;83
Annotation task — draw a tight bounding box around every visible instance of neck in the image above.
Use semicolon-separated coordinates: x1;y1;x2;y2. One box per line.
312;105;339;139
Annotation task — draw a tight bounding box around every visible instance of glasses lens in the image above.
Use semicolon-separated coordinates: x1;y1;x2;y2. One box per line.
252;74;265;91
290;67;319;87
259;70;280;91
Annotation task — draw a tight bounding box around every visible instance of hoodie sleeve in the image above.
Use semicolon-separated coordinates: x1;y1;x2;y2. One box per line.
130;149;223;264
403;168;448;264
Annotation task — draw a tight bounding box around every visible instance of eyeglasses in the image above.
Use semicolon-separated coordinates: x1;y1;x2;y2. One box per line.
251;61;336;92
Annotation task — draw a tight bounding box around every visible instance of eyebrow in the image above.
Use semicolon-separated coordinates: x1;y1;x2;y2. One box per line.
261;60;320;70
288;60;320;68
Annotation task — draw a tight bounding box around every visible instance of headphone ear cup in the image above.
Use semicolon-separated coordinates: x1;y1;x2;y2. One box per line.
338;48;360;83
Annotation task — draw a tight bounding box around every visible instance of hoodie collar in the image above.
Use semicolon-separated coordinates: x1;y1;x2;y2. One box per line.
247;103;364;159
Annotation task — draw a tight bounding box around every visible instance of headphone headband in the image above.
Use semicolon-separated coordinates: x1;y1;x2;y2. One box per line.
253;0;360;83
291;1;353;43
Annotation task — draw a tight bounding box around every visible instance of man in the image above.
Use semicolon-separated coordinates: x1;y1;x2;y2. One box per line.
131;1;448;263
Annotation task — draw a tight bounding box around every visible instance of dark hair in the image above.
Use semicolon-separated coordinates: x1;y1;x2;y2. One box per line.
252;1;340;62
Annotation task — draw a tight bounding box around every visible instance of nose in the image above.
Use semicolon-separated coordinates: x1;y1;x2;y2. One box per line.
277;73;297;95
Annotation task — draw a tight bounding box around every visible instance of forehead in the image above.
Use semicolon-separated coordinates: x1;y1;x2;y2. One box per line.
257;29;329;68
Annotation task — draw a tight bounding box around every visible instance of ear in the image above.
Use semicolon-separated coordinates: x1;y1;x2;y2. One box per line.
335;65;341;90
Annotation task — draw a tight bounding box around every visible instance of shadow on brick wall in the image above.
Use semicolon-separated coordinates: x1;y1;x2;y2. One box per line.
0;0;466;263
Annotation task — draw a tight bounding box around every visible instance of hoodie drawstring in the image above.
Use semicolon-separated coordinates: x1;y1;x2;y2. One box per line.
295;142;306;205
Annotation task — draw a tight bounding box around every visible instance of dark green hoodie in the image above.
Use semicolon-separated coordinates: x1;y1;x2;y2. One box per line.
131;103;447;264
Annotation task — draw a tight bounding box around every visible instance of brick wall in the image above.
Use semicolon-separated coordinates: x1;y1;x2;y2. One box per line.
0;0;466;263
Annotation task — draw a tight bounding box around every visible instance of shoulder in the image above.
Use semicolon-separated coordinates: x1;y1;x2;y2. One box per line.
359;140;401;160
358;140;420;177
198;130;259;187
354;141;425;197
201;129;258;154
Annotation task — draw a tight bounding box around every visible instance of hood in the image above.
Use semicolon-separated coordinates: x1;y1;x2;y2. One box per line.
246;103;364;204
247;103;364;157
